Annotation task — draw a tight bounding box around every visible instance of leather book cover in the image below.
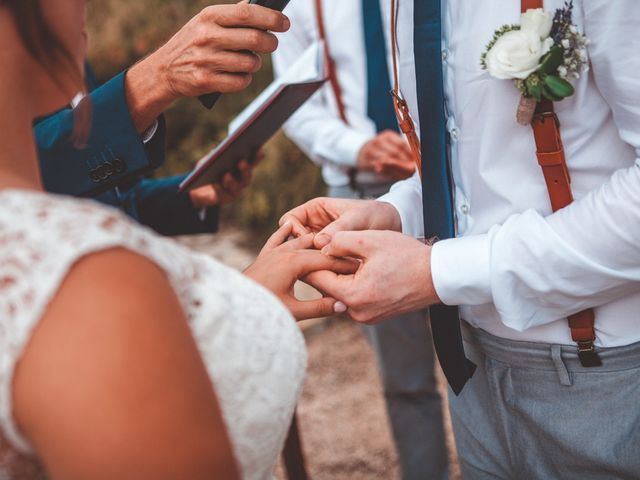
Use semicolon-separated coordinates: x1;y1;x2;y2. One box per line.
180;41;327;192
179;80;326;191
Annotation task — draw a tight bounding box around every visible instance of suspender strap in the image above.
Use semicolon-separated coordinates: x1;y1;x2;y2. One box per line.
314;0;348;124
523;2;602;367
521;0;545;11
390;0;422;178
531;102;573;210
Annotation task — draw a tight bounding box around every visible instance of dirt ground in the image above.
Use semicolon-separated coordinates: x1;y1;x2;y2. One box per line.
178;230;461;480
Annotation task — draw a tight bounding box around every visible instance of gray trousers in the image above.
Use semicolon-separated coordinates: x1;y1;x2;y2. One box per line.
451;321;640;480
330;184;448;480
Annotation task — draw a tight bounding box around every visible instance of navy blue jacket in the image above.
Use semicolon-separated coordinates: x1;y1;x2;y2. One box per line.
35;68;219;236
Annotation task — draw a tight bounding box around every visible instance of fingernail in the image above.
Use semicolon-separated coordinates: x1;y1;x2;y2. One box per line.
334;301;347;313
316;233;330;247
321;245;331;256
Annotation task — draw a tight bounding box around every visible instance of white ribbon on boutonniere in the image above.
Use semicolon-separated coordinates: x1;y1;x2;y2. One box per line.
480;1;589;125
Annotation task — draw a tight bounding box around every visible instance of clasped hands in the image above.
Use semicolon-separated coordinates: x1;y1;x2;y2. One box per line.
245;198;442;322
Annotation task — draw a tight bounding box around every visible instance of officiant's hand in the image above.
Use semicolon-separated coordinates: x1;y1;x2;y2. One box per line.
280;198;401;249
305;230;440;324
244;223;357;320
357;131;416;181
125;2;290;132
190;151;264;207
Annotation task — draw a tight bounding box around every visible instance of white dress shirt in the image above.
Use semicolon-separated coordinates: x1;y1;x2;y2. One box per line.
273;0;394;187
380;0;640;347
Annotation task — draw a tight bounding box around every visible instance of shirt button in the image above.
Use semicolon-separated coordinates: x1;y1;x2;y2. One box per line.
450;127;460;141
441;49;449;61
460;204;470;215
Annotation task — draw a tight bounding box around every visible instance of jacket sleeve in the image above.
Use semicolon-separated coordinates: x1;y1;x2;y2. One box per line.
35;71;165;197
120;174;220;236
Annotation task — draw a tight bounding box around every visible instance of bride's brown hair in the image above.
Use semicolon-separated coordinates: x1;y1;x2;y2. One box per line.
3;0;84;94
3;0;90;145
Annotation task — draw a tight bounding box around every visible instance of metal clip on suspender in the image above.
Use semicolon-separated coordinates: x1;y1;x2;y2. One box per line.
390;0;422;178
314;0;360;190
524;0;602;367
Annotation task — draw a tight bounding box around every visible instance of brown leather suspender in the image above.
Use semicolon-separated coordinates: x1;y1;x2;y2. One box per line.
390;0;422;178
523;0;601;366
314;0;349;124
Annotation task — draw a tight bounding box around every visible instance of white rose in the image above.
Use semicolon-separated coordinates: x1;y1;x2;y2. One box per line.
485;29;554;79
520;8;553;39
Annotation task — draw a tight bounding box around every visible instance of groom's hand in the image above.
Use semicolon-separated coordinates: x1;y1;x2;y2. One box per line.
305;230;441;324
279;198;401;249
125;2;290;132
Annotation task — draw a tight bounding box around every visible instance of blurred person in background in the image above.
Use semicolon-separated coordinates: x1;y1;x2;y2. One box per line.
273;1;448;478
0;1;353;478
35;1;281;236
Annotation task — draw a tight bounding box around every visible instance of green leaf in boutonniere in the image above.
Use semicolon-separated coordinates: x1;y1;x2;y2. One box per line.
542;84;562;102
544;75;575;99
482;1;588;125
539;45;563;75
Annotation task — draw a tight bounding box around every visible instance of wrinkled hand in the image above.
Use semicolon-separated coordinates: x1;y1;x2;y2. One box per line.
243;223;357;320
190;152;263;208
279;197;401;249
357;130;415;181
305;230;440;324
154;2;288;97
125;2;290;132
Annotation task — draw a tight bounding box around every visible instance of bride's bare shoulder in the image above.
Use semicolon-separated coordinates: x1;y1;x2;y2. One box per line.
11;248;239;480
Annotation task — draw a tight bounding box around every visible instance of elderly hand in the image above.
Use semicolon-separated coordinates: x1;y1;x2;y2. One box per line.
357;131;416;181
190;151;263;208
125;2;290;132
279;197;402;248
305;230;440;324
243;223;356;320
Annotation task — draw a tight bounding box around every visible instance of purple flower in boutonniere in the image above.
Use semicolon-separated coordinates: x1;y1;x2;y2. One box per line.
480;1;589;125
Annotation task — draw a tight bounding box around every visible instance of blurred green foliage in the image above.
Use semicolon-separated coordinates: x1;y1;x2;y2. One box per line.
86;0;326;244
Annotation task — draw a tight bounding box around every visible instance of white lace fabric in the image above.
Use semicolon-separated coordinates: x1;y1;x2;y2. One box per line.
0;189;307;479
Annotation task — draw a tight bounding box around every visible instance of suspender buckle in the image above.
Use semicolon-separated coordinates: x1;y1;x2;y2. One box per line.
532;110;560;128
576;340;603;368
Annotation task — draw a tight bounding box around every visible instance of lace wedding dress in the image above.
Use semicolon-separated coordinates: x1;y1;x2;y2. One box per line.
0;189;307;480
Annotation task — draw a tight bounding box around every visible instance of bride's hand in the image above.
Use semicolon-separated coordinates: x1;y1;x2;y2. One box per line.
244;223;356;320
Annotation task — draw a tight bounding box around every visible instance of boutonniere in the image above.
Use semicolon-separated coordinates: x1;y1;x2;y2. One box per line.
480;1;589;125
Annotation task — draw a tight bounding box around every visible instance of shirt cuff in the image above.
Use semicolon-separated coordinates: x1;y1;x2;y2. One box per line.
377;174;424;237
141;120;159;144
430;234;493;306
327;129;371;168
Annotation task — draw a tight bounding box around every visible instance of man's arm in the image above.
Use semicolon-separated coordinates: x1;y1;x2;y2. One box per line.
273;4;414;180
418;1;640;330
37;3;290;198
272;5;371;170
287;1;640;327
36;71;160;198
118;175;220;237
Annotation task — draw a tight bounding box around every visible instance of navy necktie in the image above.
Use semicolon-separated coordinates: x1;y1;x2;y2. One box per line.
362;0;399;133
414;0;475;395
